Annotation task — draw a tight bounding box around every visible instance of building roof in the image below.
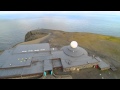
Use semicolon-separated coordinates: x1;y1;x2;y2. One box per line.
0;68;23;78
61;56;99;68
44;59;53;71
13;43;50;54
51;51;65;59
0;43;52;78
61;45;88;57
0;49;34;68
52;50;99;68
52;59;62;68
0;42;109;78
22;62;44;75
0;62;44;78
95;57;110;69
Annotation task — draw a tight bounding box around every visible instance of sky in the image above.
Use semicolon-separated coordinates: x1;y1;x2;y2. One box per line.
0;11;120;19
0;11;120;15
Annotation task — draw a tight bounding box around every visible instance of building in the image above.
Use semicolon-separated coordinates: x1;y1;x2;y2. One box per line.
0;41;110;79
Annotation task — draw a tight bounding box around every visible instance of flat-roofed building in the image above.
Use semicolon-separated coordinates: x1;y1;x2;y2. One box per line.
0;41;110;78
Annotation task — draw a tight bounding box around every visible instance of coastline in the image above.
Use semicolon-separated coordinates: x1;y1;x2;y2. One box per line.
12;33;51;48
0;32;51;55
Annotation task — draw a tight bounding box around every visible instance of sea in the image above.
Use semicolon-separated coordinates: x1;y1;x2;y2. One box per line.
0;13;120;51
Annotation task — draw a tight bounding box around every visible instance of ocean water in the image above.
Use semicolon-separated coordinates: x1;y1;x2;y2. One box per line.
0;14;120;51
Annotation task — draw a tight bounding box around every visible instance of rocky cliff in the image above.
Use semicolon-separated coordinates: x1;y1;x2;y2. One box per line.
25;29;51;42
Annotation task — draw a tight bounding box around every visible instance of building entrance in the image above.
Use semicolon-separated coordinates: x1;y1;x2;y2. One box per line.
44;70;53;76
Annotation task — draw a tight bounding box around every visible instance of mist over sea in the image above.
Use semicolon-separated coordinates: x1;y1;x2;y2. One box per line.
0;12;120;50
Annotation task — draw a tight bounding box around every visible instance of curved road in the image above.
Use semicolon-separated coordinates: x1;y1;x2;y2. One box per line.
40;33;52;43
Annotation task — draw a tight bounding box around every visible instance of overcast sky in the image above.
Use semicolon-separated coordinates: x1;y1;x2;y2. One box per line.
0;11;120;19
0;11;120;15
